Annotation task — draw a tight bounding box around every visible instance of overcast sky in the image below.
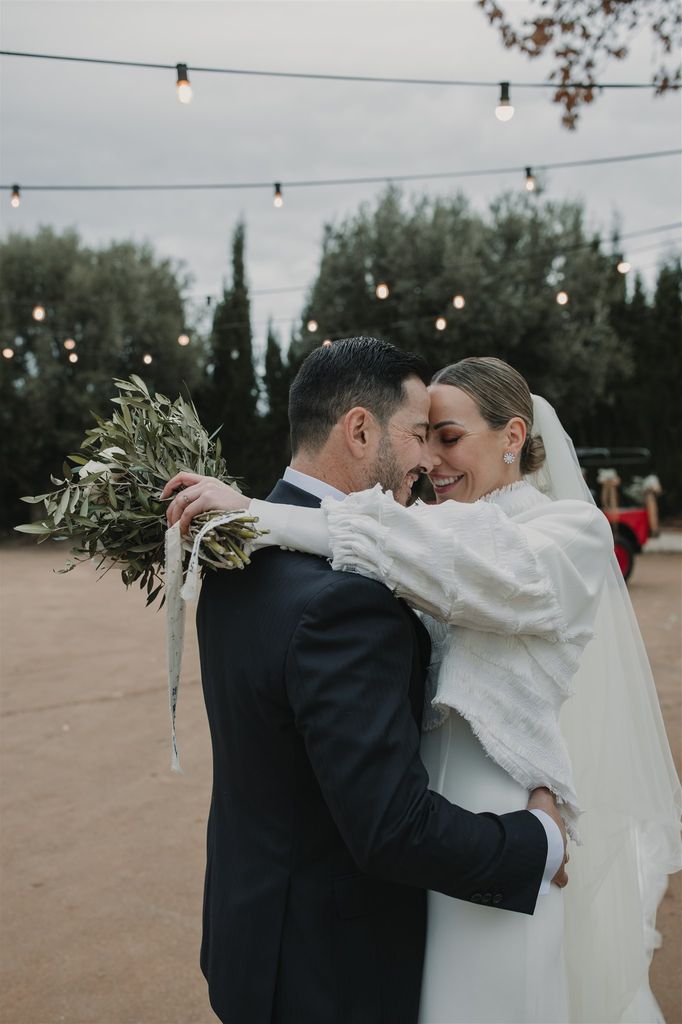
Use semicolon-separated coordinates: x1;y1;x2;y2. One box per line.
1;0;680;354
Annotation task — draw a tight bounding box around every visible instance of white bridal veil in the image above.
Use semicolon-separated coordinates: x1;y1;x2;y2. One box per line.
529;396;682;1024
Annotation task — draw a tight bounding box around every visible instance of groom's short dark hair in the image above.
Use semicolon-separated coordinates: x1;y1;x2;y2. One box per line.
289;336;430;455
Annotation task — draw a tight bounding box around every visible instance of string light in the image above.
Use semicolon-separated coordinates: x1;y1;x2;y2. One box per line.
177;333;190;346
375;282;390;300
556;290;569;305
452;295;466;309
176;63;192;104
0;49;664;93
10;185;20;208
495;82;514;122
306;319;318;333
63;338;76;350
273;183;283;208
143;353;153;364
322;339;333;347
68;352;78;363
617;260;631;274
2;347;14;359
2;151;678;197
32;304;46;321
525;167;536;192
435;317;447;331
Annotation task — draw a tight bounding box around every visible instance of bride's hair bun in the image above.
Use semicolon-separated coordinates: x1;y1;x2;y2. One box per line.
432;356;547;476
521;434;546;474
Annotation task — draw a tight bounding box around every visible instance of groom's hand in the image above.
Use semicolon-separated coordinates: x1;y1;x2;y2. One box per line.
527;786;569;889
161;472;251;533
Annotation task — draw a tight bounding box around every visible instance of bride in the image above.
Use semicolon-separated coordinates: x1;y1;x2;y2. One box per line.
163;355;681;1023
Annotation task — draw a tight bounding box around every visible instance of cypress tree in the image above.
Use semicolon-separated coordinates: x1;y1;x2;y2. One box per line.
204;222;259;488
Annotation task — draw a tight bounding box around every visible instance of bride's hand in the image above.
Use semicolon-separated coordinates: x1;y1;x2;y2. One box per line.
527;786;569;889
161;472;251;534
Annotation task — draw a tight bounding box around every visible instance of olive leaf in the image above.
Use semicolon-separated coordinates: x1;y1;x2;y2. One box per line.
15;376;266;605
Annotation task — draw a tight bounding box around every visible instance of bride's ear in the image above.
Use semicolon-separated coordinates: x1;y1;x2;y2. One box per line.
505;416;527;457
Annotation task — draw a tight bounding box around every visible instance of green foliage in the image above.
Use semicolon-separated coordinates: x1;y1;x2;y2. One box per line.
0;227;203;528
15;376;265;599
199;222;260;489
256;321;293;495
292;187;630;413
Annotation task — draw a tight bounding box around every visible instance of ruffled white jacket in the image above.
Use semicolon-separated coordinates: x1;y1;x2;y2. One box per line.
251;480;613;837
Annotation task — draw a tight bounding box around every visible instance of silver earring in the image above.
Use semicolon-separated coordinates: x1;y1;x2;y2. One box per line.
503;451;516;465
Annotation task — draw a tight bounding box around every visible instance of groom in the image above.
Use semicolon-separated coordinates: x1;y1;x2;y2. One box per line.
164;337;565;1024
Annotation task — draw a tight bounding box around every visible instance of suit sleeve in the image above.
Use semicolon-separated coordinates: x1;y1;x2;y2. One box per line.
285;572;548;915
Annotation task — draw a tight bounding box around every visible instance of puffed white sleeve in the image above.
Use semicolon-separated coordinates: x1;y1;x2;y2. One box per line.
320;485;613;639
248;487;613;640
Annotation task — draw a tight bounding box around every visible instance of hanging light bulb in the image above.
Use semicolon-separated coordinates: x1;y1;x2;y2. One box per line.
556;291;569;306
307;319;318;333
2;347;14;359
143;353;153;365
452;295;466;310
322;339;333;348
63;338;76;351
32;305;46;322
524;167;536;192
435;317;447;331
495;82;514;122
177;333;190;346
375;282;390;300
10;185;20;208
273;183;283;208
617;261;631;274
176;64;192;104
68;352;78;364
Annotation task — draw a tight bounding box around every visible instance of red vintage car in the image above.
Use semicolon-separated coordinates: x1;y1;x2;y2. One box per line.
576;448;657;581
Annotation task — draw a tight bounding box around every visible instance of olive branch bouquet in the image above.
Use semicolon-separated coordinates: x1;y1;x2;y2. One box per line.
15;375;265;604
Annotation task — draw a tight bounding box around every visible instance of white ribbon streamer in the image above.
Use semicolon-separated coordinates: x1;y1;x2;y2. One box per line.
164;522;186;773
164;512;256;772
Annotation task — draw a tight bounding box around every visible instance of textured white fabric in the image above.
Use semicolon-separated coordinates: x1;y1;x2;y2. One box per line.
322;480;612;837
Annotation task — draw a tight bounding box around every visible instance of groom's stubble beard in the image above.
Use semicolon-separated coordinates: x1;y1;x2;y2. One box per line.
368;431;413;507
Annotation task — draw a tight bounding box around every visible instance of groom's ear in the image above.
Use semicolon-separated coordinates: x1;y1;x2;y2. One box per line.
341;406;379;460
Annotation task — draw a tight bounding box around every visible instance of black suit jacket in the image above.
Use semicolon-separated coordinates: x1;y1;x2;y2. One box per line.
197;479;547;1024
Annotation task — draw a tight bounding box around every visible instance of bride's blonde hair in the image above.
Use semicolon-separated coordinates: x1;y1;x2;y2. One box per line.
432;357;546;474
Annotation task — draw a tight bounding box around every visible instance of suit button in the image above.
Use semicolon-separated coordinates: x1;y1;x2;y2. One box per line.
471;893;482;903
482;892;492;904
492;893;502;905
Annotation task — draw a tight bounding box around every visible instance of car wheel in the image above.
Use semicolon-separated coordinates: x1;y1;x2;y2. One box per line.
614;534;635;582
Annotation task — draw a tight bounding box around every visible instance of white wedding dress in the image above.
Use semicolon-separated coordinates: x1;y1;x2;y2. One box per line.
419;709;569;1023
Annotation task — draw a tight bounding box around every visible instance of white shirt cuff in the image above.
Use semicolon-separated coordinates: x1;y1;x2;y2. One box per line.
529;809;564;895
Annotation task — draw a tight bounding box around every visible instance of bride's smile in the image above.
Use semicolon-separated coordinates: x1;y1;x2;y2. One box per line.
427;382;526;504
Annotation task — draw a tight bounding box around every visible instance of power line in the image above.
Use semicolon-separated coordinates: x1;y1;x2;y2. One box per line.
3;149;680;194
0;49;668;90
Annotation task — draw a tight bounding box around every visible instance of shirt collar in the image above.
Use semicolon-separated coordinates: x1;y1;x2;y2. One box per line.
283;466;347;503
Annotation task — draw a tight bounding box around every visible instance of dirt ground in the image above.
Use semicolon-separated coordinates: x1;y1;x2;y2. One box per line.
1;544;680;1024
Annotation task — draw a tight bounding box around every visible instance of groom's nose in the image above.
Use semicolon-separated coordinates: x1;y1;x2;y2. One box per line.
419;449;435;474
